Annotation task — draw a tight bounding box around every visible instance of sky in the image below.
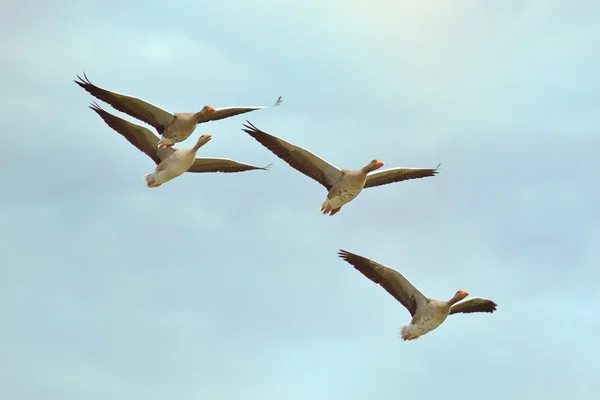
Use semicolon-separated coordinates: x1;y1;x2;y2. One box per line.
1;0;599;398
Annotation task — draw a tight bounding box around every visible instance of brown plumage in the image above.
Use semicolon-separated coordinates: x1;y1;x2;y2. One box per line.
75;72;282;148
89;103;271;187
242;121;440;216
337;249;497;341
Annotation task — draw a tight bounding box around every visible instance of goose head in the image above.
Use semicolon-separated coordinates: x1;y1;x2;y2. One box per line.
192;134;212;150
200;105;216;114
362;159;385;173
448;290;469;305
194;105;216;123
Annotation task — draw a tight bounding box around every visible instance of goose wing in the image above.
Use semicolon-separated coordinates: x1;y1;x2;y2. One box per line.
187;159;272;173
364;164;441;189
89;103;173;164
75;73;174;131
198;96;283;123
242;121;341;190
337;250;429;317
449;298;497;315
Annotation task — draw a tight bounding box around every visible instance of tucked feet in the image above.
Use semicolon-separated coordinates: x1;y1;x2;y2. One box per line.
157;142;174;149
329;207;342;216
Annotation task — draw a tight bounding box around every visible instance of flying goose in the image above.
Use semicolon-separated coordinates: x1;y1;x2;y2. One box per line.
89;103;270;188
75;73;283;149
337;250;497;341
242;121;440;216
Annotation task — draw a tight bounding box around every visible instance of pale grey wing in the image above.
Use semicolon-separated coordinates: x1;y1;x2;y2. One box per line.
187;158;272;173
449;298;497;315
337;250;428;317
75;73;174;131
198;96;283;123
89;102;165;164
242;121;341;190
364;164;441;189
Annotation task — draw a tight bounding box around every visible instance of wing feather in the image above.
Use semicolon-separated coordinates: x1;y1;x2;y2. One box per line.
187;159;271;173
198;96;283;123
337;250;428;317
242;121;341;190
364;164;440;189
449;298;497;315
75;73;174;131
89;102;166;164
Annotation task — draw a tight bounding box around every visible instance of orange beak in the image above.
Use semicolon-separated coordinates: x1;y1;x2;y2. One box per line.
461;291;469;297
204;134;212;141
376;160;385;168
206;106;216;113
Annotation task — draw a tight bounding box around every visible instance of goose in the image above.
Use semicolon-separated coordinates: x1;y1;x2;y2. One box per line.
242;121;440;216
337;250;497;341
89;103;270;188
75;73;283;149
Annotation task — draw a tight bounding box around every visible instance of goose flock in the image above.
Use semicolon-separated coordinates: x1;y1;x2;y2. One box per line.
75;73;497;341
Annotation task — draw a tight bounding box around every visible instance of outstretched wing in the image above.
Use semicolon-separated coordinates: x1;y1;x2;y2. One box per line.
337;249;429;317
364;164;441;189
75;72;174;131
89;102;170;164
449;298;497;315
242;121;341;190
187;158;272;173
198;96;283;123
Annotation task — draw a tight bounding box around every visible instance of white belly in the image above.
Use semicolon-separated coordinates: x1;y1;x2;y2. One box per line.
153;154;195;184
153;168;184;185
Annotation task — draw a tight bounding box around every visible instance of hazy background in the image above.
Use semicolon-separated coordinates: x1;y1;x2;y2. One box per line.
1;0;599;399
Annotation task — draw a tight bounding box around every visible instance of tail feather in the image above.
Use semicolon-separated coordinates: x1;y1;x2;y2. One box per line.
400;325;410;341
400;325;420;341
320;199;332;214
144;173;161;188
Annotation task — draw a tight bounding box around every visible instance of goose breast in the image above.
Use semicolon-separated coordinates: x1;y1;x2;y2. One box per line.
410;301;450;334
161;114;198;142
326;172;367;207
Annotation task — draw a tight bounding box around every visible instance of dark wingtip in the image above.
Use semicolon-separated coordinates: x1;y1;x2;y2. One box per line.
262;163;273;170
241;120;259;134
89;101;105;112
74;74;85;86
82;71;92;84
337;249;351;260
75;71;93;88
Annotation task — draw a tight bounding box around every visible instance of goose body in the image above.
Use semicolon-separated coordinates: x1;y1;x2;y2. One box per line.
242;121;440;216
75;73;283;148
155;111;214;148
337;250;497;341
89;103;270;188
321;168;375;214
401;299;452;340
143;142;209;188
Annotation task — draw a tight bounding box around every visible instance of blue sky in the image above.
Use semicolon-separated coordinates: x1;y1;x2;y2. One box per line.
1;0;599;398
